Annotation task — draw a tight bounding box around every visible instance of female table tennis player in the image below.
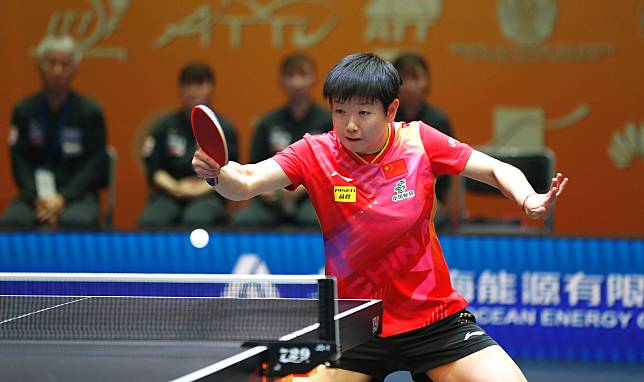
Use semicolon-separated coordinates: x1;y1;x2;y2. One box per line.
192;53;568;382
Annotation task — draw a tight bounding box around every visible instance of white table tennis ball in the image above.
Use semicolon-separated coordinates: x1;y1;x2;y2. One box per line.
189;228;209;249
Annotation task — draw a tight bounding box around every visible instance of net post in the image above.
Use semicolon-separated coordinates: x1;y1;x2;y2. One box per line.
317;277;339;349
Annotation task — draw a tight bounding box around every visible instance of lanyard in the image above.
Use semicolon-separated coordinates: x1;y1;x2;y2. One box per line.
38;93;70;167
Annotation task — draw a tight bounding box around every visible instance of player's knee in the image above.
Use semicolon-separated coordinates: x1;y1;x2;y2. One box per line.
427;345;527;382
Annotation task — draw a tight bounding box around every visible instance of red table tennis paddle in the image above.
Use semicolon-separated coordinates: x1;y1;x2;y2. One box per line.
191;105;229;186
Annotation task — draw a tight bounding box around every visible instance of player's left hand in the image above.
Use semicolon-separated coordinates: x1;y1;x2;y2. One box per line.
523;173;568;219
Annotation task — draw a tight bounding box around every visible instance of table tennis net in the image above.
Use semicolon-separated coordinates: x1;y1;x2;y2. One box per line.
0;273;335;342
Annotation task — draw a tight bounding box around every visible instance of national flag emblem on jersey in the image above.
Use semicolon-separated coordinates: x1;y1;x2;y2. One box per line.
382;159;407;179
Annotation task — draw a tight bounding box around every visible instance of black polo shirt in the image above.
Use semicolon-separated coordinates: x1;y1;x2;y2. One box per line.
250;103;332;163
9;91;107;201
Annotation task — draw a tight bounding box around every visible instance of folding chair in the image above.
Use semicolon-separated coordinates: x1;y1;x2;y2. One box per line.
101;145;117;228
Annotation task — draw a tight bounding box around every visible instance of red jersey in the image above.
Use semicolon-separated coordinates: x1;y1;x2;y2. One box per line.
273;121;473;336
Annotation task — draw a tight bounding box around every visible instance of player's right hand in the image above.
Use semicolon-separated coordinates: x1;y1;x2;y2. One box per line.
192;149;221;179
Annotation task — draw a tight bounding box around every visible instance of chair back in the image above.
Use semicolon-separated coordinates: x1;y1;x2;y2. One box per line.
102;145;117;227
459;147;556;234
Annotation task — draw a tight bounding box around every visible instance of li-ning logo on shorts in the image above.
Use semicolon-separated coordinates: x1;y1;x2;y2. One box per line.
391;179;415;203
464;331;485;341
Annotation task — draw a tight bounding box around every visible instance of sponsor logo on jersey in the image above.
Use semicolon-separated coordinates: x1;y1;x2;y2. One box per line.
330;170;354;182
334;186;356;202
391;179;415;203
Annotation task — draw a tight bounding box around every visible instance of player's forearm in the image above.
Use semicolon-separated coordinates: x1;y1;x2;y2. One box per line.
212;161;256;201
211;159;292;201
463;151;537;208
491;163;537;206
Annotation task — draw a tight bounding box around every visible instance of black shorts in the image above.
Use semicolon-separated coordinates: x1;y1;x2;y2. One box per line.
330;310;497;382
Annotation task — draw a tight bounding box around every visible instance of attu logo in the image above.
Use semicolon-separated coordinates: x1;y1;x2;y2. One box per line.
391;179;415;202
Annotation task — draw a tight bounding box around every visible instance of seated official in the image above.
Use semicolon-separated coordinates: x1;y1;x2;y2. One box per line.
1;35;108;229
139;62;239;228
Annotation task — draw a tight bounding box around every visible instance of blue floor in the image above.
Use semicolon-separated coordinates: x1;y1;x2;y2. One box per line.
518;360;644;382
384;361;644;381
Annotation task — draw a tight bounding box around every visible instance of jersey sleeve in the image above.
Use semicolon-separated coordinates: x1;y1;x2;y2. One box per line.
419;121;472;176
272;136;310;190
